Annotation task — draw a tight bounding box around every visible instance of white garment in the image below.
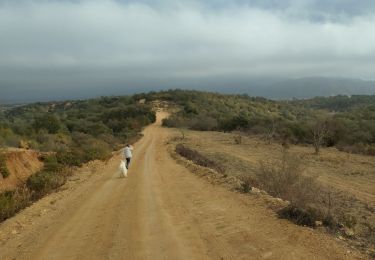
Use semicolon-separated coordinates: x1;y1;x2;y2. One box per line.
124;146;133;158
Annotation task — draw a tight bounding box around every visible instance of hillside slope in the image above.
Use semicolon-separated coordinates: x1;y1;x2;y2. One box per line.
259;77;375;99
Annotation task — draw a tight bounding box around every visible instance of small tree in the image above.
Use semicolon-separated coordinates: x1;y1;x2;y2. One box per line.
0;152;10;178
33;114;61;134
311;119;329;155
232;130;243;144
265;120;276;144
257;150;318;208
179;128;187;140
234;134;242;144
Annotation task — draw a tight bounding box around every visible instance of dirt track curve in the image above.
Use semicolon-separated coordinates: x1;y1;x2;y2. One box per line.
0;112;362;260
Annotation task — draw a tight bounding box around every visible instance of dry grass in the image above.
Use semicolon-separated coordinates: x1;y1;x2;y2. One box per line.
179;129;375;254
0;187;31;222
0;152;10;178
175;144;225;174
256;150;320;209
238;174;258;193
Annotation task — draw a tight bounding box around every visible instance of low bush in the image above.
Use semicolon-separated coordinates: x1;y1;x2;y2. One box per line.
162;116;187;128
81;140;111;162
339;213;357;229
278;205;322;227
26;155;68;199
33;114;61;134
42;155;63;172
238;175;258;193
256;150;327;227
234;134;242;144
70;133;112;162
0;127;22;147
26;170;67;199
0;191;14;221
190;116;218;131
0;153;10;178
256;151;319;208
0;188;30;222
56;149;85;167
2;135;20;148
323;214;338;229
175;144;225;174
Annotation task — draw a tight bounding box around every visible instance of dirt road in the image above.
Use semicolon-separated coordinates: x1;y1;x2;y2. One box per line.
0;112;361;259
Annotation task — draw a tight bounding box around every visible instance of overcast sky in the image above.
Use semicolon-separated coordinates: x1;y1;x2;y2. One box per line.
1;0;375;102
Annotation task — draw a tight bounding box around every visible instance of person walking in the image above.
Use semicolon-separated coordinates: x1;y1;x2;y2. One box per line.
124;144;134;169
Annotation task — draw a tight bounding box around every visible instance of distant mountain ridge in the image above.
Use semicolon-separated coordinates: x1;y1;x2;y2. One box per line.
1;77;375;104
247;77;375;99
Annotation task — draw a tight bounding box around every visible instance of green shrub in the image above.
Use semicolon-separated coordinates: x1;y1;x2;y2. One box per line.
26;155;67;199
56;149;85;167
0;191;13;220
33;114;61;134
3;135;21;148
56;138;111;167
239;182;251;193
26;171;49;193
81;140;111;162
43;155;63;172
26;170;66;199
0;153;10;178
35;133;70;152
323;214;339;229
162;116;186;128
0;188;30;222
190;116;218;131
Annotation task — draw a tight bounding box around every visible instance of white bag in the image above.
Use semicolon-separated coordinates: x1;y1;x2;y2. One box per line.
119;160;128;177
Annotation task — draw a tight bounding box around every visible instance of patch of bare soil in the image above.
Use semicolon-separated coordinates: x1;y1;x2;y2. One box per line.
0;149;43;192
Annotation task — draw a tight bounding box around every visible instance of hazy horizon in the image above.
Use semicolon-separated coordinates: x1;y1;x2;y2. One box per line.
1;0;375;102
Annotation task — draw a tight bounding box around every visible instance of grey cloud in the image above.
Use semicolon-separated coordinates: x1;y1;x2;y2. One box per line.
113;0;375;20
0;0;375;102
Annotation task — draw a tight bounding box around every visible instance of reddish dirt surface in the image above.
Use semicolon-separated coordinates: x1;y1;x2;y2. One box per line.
0;149;43;192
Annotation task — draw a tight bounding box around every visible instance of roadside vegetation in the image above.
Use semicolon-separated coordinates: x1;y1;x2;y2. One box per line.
0;152;10;178
0;95;156;222
140;90;375;156
175;144;225;174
